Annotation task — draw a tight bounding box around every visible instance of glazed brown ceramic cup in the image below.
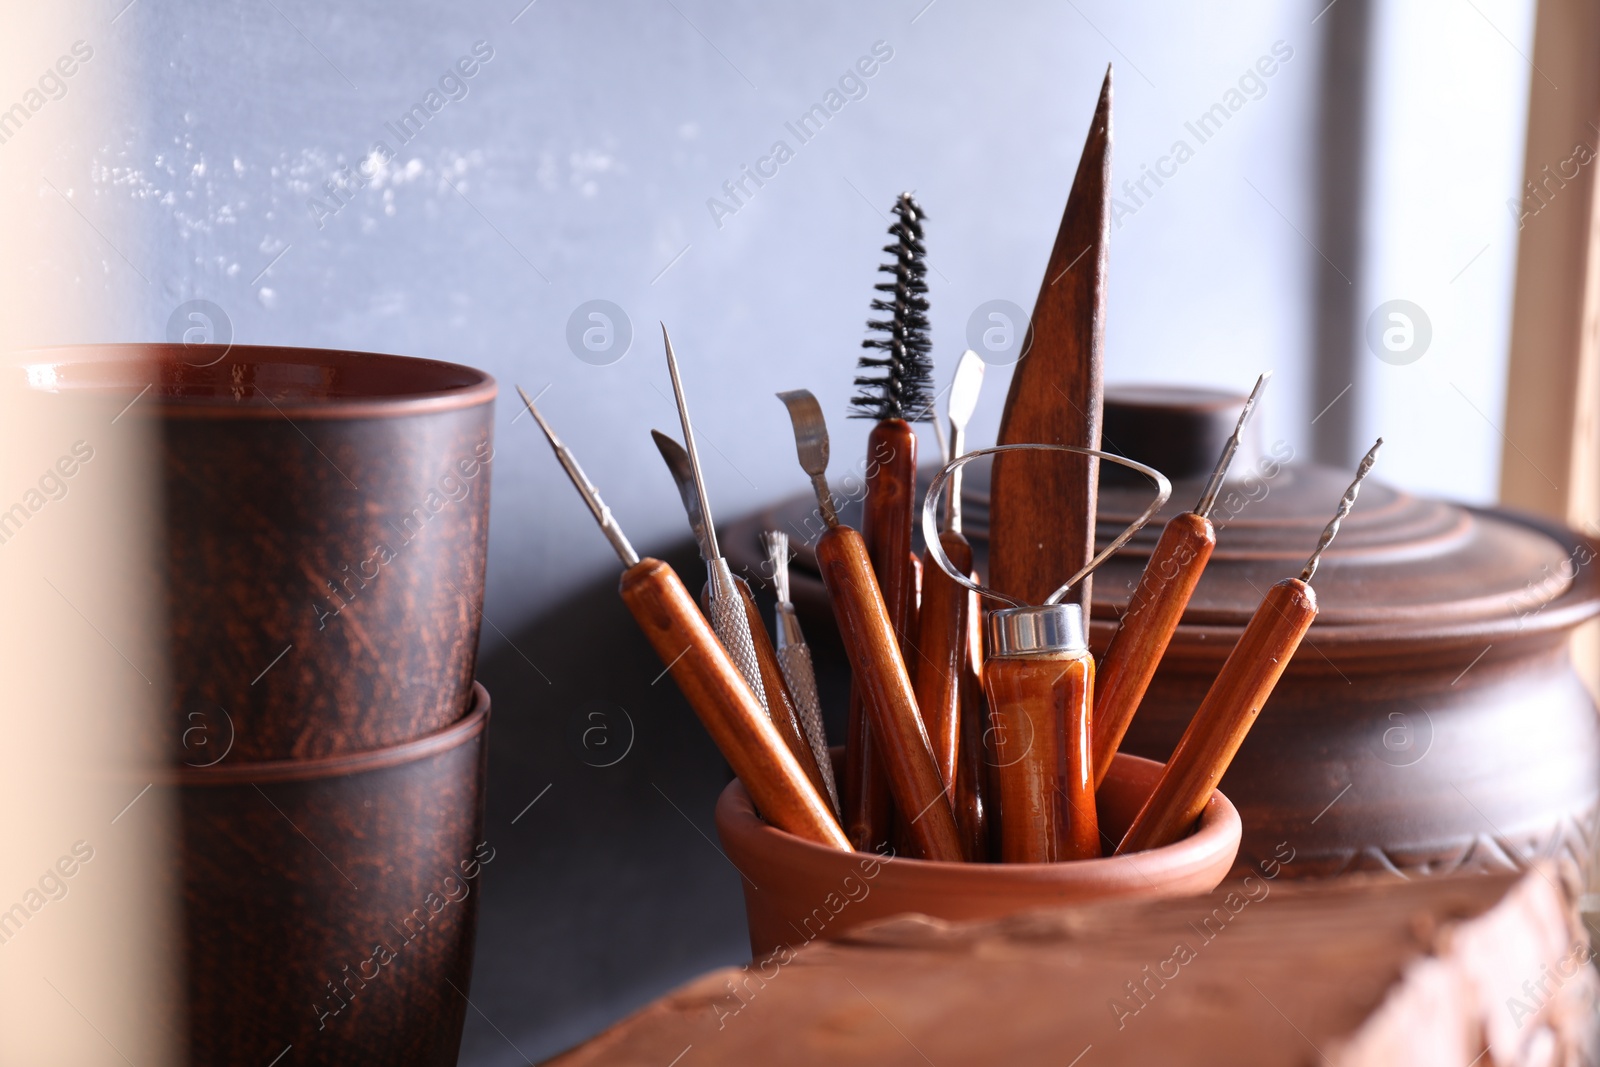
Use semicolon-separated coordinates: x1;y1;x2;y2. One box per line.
172;682;491;1067
21;343;495;761
717;752;1240;957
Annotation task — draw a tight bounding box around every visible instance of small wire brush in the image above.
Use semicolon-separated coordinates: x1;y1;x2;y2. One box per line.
851;192;934;422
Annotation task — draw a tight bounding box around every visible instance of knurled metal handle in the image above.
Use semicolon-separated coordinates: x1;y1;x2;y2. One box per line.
707;560;768;714
776;636;839;815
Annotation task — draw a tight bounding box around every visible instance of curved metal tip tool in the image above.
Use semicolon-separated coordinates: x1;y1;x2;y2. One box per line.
516;384;639;568
651;429;712;562
1300;437;1382;583
1194;371;1272;519
777;389;838;527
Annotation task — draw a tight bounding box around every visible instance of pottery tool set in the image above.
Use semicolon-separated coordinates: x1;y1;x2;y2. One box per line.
519;70;1385;866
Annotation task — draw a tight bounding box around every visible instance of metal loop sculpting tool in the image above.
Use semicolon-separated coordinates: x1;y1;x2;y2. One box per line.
924;444;1170;862
660;325;769;716
517;385;848;851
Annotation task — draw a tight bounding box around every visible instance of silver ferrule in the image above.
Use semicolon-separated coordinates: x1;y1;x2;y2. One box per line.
773;602;804;651
706;557;740;603
987;603;1087;658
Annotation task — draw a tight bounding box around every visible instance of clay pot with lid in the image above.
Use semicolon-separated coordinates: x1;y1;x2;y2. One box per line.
728;385;1600;881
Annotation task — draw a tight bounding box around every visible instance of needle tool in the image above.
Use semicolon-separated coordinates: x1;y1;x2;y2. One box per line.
1115;439;1382;855
518;385;848;851
1091;372;1271;788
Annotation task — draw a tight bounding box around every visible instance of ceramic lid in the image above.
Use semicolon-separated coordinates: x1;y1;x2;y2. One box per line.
957;385;1600;646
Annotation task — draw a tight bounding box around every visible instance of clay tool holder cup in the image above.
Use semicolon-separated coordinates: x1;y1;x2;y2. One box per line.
717;749;1240;958
924;444;1170;863
17;343;495;763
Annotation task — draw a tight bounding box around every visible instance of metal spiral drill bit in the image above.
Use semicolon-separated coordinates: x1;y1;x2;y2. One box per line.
1300;438;1383;583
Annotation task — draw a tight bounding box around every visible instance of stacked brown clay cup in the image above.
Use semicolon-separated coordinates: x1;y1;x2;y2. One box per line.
30;344;496;1067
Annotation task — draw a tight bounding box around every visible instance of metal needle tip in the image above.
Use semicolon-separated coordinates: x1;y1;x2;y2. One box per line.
516;383;639;568
1195;371;1272;518
1299;437;1382;583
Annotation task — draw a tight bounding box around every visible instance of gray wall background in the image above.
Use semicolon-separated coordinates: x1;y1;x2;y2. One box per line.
23;0;1539;1060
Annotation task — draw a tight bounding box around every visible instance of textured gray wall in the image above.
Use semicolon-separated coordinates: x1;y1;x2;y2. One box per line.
92;0;1338;649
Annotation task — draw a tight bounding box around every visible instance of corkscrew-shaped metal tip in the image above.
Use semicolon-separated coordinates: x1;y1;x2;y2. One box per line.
763;530;792;606
517;384;639;568
1299;437;1382;583
1194;371;1271;519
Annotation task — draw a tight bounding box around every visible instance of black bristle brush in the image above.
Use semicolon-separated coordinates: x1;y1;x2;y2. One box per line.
841;191;938;853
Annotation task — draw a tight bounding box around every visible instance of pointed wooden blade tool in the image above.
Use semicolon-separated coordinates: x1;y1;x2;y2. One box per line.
989;66;1112;615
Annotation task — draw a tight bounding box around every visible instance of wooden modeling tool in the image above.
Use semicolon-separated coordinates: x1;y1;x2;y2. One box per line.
650;430;833;807
990;67;1113;615
516;385;849;851
846;192;939;853
764;530;841;815
911;351;985;856
659;326;769;717
778;388;963;862
1115;439;1383;856
925;443;1170;863
1090;373;1270;788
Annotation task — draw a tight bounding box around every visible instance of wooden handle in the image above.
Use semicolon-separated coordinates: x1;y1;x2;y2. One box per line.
845;419;920;849
817;525;963;862
618;558;850;852
1116;578;1318;856
735;577;834;812
1091;512;1216;788
954;581;989;862
983;649;1098;862
913;531;972;792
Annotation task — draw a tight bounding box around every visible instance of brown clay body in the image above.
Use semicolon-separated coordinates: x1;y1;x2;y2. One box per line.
717;750;1239;957
23;343;496;761
985;649;1098;862
620;558;849;852
1118;578;1317;855
177;684;491;1066
1092;511;1216;786
815;526;963;862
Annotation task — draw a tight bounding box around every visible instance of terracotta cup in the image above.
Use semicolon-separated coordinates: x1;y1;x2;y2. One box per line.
172;682;491;1067
717;752;1240;957
22;343;496;761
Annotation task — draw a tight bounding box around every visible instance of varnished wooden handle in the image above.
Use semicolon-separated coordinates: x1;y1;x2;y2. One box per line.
618;558;850;851
845;419;920;851
817;525;963;862
983;649;1098;862
954;582;989;862
913;531;972;792
735;577;834;813
1091;512;1216;788
1116;578;1318;856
